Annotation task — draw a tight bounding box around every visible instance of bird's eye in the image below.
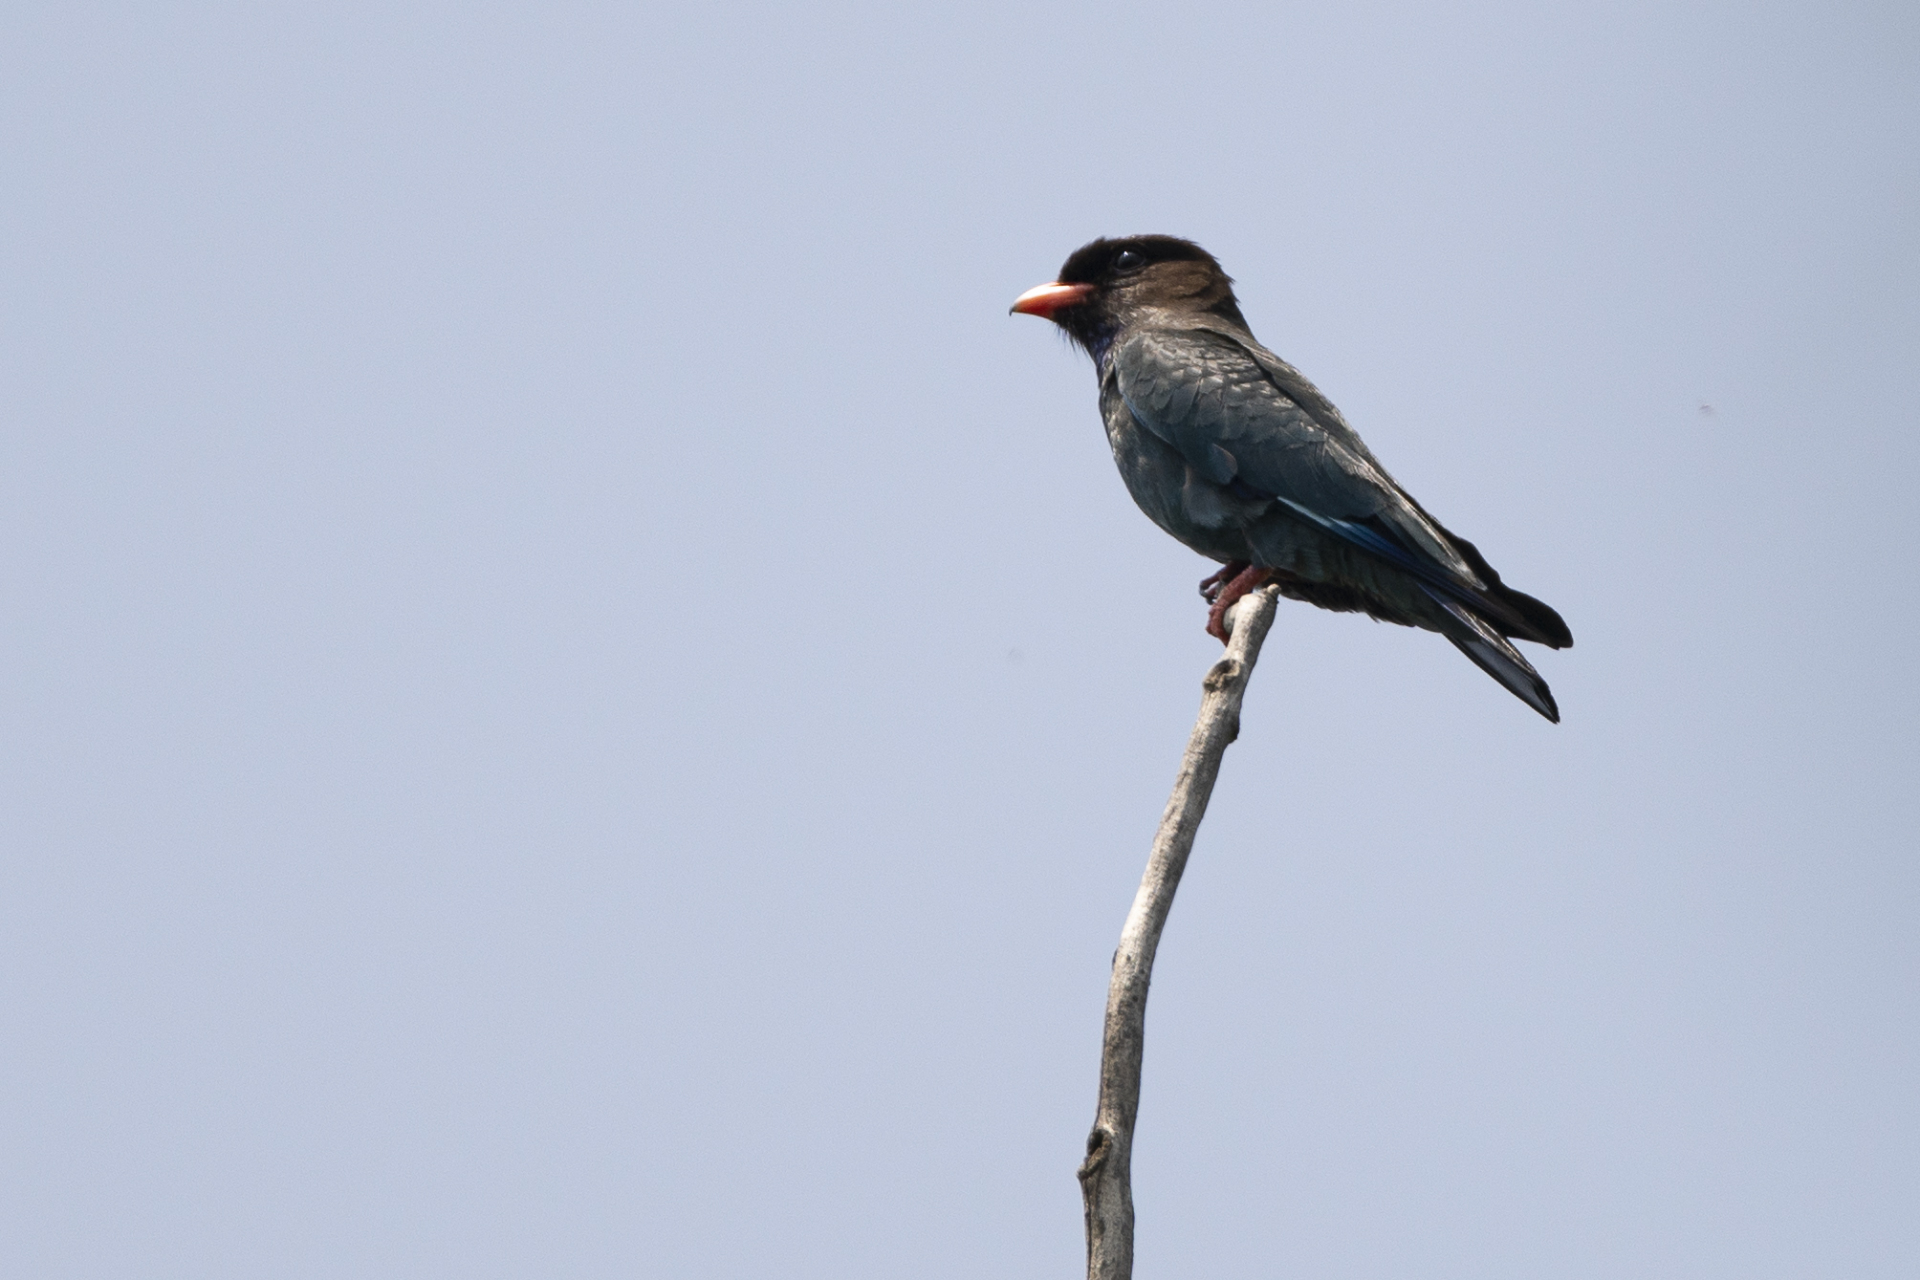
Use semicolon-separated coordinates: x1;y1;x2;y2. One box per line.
1113;249;1144;272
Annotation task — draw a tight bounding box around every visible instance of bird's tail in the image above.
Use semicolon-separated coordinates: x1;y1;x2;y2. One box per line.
1421;586;1560;723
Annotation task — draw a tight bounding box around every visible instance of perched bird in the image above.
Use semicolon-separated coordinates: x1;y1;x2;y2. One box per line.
1012;235;1572;721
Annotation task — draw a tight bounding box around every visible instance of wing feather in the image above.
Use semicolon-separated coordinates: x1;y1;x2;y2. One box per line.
1112;327;1482;588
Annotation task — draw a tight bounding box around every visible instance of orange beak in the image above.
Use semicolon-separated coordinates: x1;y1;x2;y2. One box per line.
1009;281;1094;319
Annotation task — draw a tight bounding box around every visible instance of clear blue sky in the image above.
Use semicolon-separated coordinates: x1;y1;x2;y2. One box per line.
4;3;1917;1276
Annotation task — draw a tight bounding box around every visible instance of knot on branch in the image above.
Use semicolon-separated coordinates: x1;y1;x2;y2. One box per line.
1203;657;1244;693
1077;1127;1113;1184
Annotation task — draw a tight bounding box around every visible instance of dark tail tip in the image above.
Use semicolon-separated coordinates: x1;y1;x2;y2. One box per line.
1499;586;1573;650
1423;587;1563;722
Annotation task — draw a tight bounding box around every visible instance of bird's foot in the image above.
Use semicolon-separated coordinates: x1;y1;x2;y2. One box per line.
1198;561;1250;605
1205;565;1273;643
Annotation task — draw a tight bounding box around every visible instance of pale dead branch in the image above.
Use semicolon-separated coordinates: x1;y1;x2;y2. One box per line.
1078;584;1282;1280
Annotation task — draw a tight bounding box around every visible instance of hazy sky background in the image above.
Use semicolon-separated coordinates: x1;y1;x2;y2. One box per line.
4;2;1917;1276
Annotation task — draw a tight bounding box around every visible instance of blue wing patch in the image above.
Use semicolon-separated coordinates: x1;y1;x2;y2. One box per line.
1248;487;1491;613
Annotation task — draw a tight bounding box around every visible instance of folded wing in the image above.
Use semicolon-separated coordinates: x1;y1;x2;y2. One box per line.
1112;327;1482;589
1111;325;1571;651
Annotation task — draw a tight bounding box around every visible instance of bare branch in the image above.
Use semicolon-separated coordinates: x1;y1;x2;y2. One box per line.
1078;585;1282;1280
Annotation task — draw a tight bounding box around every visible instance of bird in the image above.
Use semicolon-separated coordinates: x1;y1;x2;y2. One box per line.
1011;235;1572;722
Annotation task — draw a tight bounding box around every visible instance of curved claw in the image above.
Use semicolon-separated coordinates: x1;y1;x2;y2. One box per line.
1204;566;1273;643
1198;561;1249;605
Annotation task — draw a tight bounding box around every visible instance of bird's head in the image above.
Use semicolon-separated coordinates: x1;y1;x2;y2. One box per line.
1010;235;1247;359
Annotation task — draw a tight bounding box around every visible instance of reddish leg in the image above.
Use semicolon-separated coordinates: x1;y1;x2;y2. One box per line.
1204;565;1273;642
1198;560;1250;604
